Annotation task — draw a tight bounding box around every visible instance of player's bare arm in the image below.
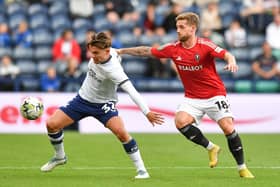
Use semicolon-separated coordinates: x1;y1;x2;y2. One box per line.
223;52;238;73
118;46;153;57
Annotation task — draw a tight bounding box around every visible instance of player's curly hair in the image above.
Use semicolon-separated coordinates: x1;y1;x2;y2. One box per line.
87;32;112;49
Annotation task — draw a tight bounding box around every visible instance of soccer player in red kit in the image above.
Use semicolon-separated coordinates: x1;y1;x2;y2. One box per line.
118;12;254;178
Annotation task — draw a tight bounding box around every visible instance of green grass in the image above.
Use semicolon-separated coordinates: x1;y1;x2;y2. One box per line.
0;133;279;187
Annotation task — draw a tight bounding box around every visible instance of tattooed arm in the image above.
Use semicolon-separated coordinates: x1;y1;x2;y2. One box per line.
117;46;153;57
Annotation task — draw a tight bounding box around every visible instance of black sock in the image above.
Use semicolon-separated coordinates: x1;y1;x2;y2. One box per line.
178;125;209;148
226;130;244;165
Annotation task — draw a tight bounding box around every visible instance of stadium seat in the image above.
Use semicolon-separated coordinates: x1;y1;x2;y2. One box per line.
219;1;235;16
29;14;50;30
116;32;138;47
234;80;253;93
230;48;250;61
232;61;253;80
37;60;52;74
221;13;236;28
51;14;71;32
160;32;177;44
247;33;265;47
32;30;53;46
74;29;87;45
215;60;233;79
16;60;37;74
7;3;26;16
93;17;111;32
72;18;91;32
34;46;52;61
249;47;262;61
48;2;68;16
13;47;33;61
139;35;158;46
255;80;280;92
114;20;135;32
28;3;48;16
17;74;40;91
8;13;27;31
122;59;147;78
0;47;12;57
92;4;105;16
0;14;6;23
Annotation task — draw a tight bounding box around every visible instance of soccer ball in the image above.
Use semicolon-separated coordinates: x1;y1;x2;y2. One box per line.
20;96;44;120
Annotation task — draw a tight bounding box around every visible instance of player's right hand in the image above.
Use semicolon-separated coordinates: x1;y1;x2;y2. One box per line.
146;112;164;126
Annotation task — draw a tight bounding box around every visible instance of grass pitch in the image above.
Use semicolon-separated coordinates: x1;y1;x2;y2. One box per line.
0;133;279;187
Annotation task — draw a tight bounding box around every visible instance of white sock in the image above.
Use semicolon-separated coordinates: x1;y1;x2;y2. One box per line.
127;150;147;172
238;164;247;170
53;142;65;159
206;141;214;150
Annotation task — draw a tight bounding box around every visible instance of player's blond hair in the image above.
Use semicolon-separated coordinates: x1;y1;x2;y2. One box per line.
87;32;112;49
176;12;200;29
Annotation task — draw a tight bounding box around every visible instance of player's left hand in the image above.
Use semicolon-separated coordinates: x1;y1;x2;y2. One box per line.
146;112;164;126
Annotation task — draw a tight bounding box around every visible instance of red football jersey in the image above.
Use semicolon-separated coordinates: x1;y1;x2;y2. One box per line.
151;37;227;99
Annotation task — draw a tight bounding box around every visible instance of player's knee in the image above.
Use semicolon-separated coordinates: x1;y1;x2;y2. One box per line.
115;131;130;142
46;118;61;132
175;116;194;129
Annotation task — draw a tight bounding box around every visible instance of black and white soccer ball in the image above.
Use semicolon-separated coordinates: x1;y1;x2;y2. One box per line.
20;96;44;120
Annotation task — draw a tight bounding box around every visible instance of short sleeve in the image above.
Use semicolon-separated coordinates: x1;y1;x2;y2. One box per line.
151;43;175;58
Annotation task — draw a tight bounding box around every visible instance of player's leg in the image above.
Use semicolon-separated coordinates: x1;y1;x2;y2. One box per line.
176;99;220;167
106;116;149;179
41;109;74;172
218;117;254;178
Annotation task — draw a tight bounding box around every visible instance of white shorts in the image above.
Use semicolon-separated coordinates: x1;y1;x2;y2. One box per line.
176;96;234;125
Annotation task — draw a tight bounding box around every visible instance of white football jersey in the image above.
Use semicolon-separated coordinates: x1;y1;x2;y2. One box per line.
78;48;128;103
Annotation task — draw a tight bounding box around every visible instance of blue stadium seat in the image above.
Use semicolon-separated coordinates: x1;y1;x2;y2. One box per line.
221;13;236;28
116;32;137;47
139;35;158;46
72;18;91;31
74;29;87;44
0;14;6;23
232;61;253;80
247;33;265;47
37;60;52;74
230;48;250;61
7;3;26;16
28;3;48;16
16;74;40;91
32;29;53;46
113;20;135;32
249;47;262;61
93;17;111;32
93;4;105;15
51;14;71;32
16;60;37;74
13;47;33;61
215;60;233;79
48;2;68;16
8;13;27;31
29;14;49;30
34;46;52;61
0;47;12;57
122;59;147;78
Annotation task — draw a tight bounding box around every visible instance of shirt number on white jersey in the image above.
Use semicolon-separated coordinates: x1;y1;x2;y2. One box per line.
102;102;116;113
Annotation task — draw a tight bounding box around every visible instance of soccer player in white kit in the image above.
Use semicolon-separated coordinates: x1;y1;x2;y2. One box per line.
40;32;164;179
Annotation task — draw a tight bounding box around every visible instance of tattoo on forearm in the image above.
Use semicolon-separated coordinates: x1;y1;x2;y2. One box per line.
122;46;152;57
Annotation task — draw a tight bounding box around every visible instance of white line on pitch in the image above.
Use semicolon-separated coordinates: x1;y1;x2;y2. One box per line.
0;166;279;170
